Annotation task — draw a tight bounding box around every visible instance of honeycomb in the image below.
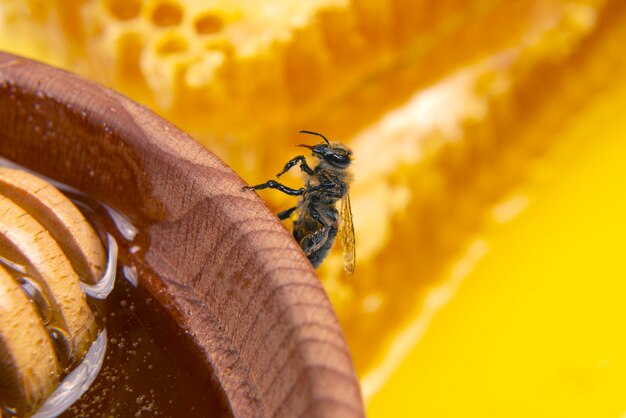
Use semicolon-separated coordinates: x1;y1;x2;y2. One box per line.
0;0;602;173
1;0;625;416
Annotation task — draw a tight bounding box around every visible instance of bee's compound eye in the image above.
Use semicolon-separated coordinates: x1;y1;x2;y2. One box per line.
327;153;349;165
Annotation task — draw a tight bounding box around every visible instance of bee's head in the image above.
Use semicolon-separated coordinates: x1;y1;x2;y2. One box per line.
298;130;352;169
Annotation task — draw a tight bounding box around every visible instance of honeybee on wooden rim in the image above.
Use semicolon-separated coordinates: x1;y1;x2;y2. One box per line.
244;130;355;273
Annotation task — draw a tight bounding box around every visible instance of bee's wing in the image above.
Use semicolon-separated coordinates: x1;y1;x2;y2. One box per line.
340;193;356;274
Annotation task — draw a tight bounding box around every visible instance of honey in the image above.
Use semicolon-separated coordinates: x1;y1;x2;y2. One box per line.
62;278;231;417
0;165;231;417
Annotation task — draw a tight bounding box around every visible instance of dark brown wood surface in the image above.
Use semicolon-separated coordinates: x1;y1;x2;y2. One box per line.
0;52;364;418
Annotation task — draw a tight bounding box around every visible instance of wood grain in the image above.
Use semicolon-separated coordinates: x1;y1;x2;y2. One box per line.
0;52;364;417
0;167;106;285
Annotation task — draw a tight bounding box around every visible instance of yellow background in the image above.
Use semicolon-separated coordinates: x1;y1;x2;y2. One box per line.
368;60;626;417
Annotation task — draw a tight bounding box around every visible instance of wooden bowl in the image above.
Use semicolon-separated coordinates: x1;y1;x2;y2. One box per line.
0;52;364;417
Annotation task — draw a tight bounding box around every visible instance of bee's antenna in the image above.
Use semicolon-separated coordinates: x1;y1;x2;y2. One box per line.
299;130;330;145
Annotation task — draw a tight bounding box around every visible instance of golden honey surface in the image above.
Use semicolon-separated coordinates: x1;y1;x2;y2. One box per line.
1;0;625;416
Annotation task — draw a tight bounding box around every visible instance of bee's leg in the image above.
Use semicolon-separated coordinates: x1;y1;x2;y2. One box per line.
276;156;314;178
277;206;297;220
302;228;330;254
300;225;338;266
307;206;329;227
308;181;343;198
243;180;305;196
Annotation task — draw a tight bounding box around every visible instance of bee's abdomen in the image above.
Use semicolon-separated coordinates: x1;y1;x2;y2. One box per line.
292;202;339;268
303;227;338;268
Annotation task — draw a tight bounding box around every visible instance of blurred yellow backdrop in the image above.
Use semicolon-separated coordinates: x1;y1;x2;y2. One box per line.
1;0;625;416
368;55;626;417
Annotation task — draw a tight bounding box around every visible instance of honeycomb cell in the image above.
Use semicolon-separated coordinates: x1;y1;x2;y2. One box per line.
103;0;142;21
193;12;225;35
156;33;188;55
151;1;184;27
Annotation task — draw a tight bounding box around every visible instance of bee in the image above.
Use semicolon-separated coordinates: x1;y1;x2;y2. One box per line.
244;130;355;273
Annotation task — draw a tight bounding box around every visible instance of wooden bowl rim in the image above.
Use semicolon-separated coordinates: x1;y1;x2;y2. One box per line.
0;52;364;418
